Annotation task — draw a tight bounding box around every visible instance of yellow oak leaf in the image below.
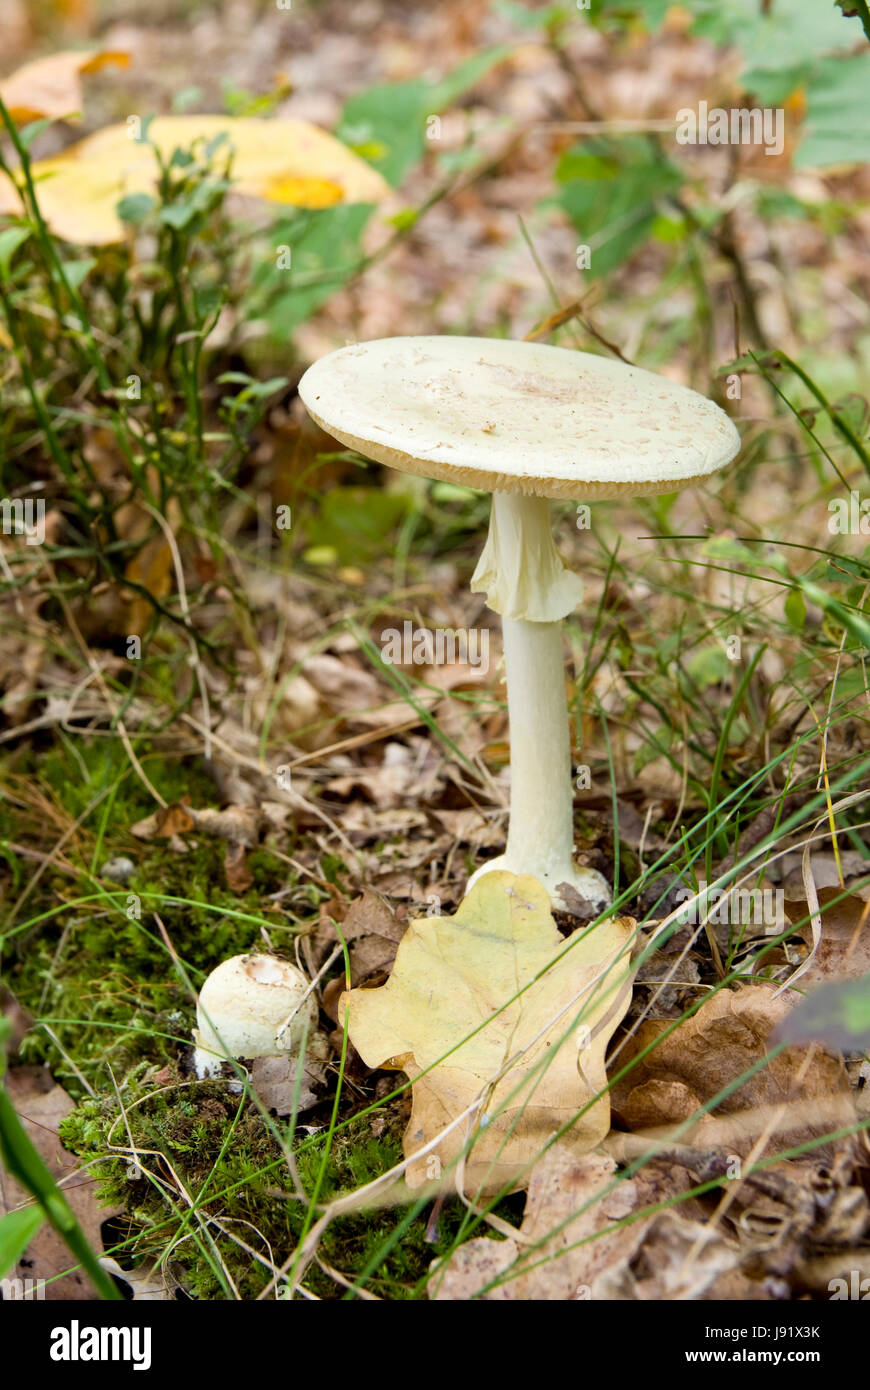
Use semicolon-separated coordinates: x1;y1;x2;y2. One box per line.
0;49;129;125
0;114;390;244
341;872;635;1195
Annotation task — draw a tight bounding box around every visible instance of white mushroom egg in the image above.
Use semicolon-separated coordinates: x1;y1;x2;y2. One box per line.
193;954;317;1077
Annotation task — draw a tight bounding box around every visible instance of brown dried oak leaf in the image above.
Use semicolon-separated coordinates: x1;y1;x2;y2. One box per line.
612;984;854;1158
430;1144;752;1301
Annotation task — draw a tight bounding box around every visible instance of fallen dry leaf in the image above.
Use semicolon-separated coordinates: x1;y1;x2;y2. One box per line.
193;805;263;895
191;806;262;845
787;887;870;986
0;114;390;244
430;1143;746;1301
347;901;403;986
324;739;443;810
731;1155;868;1256
341;872;635;1194
612;984;853;1158
250;1033;331;1115
320;888;405;986
224;840;254;895
130;801;264;893
434;808;502;851
301;652;384;715
593;1206;746;1301
130;800;195;840
780;850;870;900
1;1068;115;1300
0;48;129;124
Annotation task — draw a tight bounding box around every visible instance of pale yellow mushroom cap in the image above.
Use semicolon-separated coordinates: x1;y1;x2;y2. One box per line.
298;336;740;500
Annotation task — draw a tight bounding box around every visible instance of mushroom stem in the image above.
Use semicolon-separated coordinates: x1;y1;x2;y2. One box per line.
468;490;611;911
501;613;577;880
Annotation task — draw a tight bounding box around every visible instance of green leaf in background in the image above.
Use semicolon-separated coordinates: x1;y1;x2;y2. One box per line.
835;0;870;41
172;85;204;114
388;207;419;232
116;191;156;225
633;723;676;775
552;137;683;277
61;257;96;290
699;534;757;565
0;224;32;281
739;0;851;103
685;644;732;690
160;200;198;231
18;118;58;149
784;587;806;632
304;485;411;565
755;187;811;221
431;481;480;504
775;972;870;1051
626;0;849;78
797;54;870;168
494;1;572;30
651;212;687;243
339;82;435;189
267;203;372;334
337;46;510;189
0;1204;44;1278
773;562;870;653
217;371;288;397
556;151;620;181
617;0;870;167
607;0;672;25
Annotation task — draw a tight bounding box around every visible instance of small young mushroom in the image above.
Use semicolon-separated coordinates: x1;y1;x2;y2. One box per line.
298;337;739;911
193;953;317;1078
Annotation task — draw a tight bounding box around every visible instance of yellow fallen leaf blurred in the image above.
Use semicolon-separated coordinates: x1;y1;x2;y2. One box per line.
0;114;390;244
261;173;342;208
0;48;129;124
341;872;635;1195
